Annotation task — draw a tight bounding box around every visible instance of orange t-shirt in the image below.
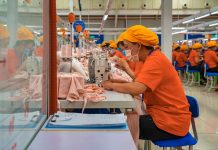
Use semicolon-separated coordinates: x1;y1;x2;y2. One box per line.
135;50;191;136
176;52;187;67
114;50;127;60
127;61;144;77
189;50;199;66
35;47;43;57
204;50;218;69
172;51;178;62
6;48;20;76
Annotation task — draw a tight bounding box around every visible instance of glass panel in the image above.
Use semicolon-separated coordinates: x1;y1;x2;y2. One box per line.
0;0;47;149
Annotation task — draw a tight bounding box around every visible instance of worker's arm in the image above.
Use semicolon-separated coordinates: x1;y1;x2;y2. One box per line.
109;79;130;83
102;80;147;96
194;56;200;64
115;58;136;79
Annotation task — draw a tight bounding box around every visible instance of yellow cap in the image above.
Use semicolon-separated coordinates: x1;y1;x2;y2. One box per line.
180;45;188;51
0;24;10;40
101;41;108;47
192;43;202;49
116;32;125;43
123;25;158;46
110;42;117;49
16;26;34;41
39;36;43;43
173;44;180;50
207;41;217;48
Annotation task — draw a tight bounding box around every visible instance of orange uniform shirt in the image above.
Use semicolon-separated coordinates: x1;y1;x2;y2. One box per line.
113;50;127;60
176;52;187;67
135;50;191;136
189;50;199;66
35;47;43;57
6;48;20;76
127;61;144;77
204;50;218;69
172;51;178;62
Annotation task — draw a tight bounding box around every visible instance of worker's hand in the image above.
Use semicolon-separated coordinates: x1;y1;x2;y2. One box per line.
115;58;129;70
101;80;113;90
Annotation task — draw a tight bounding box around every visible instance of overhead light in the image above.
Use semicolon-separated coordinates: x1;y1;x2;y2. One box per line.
195;14;210;20
103;15;108;21
172;27;186;30
209;22;218;26
182;19;194;24
172;30;187;35
3;24;7;26
211;11;218;15
33;31;41;35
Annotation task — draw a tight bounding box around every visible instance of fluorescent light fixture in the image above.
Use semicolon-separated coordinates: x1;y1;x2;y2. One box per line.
172;27;186;30
182;19;194;24
209;22;218;27
211;11;218;15
3;24;7;26
172;30;187;35
195;14;210;20
33;31;41;35
211;38;218;40
103;15;108;21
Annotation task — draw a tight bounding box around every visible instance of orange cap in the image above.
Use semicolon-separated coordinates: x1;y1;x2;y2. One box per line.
207;40;217;48
0;24;10;40
16;26;34;41
110;42;117;49
39;36;43;43
180;45;188;51
123;25;158;46
192;43;202;49
173;44;180;50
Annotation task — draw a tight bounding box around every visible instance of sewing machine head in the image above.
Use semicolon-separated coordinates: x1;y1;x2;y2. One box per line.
88;51;111;84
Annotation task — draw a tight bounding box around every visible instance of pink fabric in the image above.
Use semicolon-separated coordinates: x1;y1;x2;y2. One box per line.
29;75;42;99
61;44;72;58
58;73;106;102
58;73;72;99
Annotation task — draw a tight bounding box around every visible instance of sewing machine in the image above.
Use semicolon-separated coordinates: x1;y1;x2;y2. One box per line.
88;51;111;84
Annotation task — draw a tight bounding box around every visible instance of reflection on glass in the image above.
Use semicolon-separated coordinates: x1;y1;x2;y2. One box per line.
0;0;46;149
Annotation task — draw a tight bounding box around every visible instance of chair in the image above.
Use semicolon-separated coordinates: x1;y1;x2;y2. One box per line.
186;62;200;86
174;61;187;82
148;95;199;150
204;64;218;91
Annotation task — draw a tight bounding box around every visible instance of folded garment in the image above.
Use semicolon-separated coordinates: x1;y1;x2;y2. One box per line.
58;73;72;99
29;74;42;99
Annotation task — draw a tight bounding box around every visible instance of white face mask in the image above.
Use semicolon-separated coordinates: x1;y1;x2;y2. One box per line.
129;44;141;62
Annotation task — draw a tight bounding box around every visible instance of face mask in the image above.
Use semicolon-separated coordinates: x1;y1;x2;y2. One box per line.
129;44;141;62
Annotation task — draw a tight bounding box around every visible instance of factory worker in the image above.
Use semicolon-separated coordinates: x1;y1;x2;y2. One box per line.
116;32;126;56
188;43;203;71
204;41;218;72
108;42;126;60
172;43;180;63
101;41;110;51
6;26;35;75
102;25;191;141
0;24;10;80
176;44;188;68
35;36;43;57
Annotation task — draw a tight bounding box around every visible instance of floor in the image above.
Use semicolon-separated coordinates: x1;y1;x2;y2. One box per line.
138;85;218;150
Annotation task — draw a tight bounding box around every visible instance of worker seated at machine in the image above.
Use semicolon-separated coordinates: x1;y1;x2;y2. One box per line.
176;44;188;69
204;41;218;72
108;41;126;60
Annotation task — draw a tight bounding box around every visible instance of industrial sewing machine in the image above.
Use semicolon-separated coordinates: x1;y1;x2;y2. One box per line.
88;51;111;84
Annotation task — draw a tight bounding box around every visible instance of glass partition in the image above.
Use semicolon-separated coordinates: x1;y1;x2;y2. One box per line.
0;0;48;149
